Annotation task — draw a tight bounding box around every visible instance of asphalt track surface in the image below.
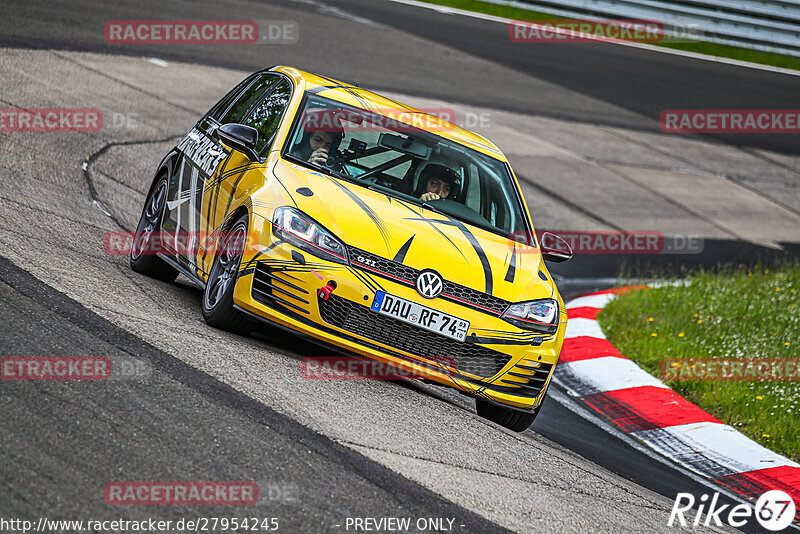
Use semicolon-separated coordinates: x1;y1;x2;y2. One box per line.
1;0;798;533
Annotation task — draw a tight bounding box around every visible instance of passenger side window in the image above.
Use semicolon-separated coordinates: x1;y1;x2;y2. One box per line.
242;79;293;154
219;73;280;125
465;163;481;212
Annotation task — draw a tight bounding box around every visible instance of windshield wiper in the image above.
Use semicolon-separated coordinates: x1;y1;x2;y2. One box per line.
421;202;448;217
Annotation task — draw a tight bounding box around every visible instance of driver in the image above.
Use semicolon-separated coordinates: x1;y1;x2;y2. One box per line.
294;110;344;167
418;164;460;202
306;131;334;166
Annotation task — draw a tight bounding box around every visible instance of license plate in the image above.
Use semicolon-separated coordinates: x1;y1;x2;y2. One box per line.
370;291;469;342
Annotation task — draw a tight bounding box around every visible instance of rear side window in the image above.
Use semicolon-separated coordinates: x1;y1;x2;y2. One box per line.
242;79;293;155
219;73;280;125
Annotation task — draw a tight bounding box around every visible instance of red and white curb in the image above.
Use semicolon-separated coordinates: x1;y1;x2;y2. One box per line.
554;287;800;519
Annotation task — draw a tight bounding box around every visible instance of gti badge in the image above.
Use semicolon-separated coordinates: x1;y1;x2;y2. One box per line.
416;270;443;299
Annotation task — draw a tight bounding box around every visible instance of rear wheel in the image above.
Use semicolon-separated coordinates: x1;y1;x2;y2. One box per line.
202;215;252;335
476;395;545;432
130;176;179;282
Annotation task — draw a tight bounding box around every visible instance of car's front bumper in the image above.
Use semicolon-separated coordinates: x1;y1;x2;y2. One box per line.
232;216;566;411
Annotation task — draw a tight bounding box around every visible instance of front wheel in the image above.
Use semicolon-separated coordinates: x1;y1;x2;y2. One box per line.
201;215;252;335
130;176;179;282
476;396;544;432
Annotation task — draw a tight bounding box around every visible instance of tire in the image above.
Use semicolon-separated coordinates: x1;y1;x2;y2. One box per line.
476;395;545;432
130;175;179;282
201;215;253;335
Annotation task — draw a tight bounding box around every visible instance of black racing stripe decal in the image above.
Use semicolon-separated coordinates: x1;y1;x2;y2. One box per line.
471;328;540;339
348;266;383;294
449;220;493;296
204;161;258;191
315;74;380;115
401;215;493;295
271;161;299;208
324;176;391;250
222;161;259;178
220;173;246;218
402;217;459;227
203;153;230;261
397;199;494;295
392;235;415;263
505;244;516;283
396;202;466;260
469;336;544;347
257;259;345;271
240;240;285;273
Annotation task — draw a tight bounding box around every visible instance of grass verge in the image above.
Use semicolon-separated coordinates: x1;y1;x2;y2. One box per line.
419;0;800;71
598;263;799;462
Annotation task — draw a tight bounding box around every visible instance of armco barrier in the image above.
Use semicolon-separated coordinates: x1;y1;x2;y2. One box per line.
489;0;800;57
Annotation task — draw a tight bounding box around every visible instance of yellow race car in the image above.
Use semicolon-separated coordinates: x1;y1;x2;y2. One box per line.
130;66;572;431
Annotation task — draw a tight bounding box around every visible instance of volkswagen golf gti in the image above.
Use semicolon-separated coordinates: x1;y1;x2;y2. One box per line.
130;66;572;431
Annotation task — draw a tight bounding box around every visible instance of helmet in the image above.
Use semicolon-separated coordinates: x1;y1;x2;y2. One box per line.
416;163;462;200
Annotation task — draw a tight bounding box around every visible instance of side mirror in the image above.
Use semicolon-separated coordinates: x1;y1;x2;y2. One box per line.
218;123;261;162
540;232;573;263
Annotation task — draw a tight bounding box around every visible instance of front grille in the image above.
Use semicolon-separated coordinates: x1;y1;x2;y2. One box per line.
348;246;418;284
318;293;512;378
347;246;510;315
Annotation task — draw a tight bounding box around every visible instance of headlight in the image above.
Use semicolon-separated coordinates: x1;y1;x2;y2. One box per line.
502;298;559;334
272;207;348;265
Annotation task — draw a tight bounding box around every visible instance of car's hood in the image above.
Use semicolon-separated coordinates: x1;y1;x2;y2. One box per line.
271;159;554;303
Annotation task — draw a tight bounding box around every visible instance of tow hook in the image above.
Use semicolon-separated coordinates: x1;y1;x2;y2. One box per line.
317;282;336;301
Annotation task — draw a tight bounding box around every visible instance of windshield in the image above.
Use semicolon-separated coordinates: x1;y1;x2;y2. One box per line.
283;92;531;242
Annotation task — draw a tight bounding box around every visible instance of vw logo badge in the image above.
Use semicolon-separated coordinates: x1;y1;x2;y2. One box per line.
416;270;443;299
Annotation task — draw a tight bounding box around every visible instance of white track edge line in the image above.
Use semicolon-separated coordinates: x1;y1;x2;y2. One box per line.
548;387;762;522
560;291;800;525
551;386;800;533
